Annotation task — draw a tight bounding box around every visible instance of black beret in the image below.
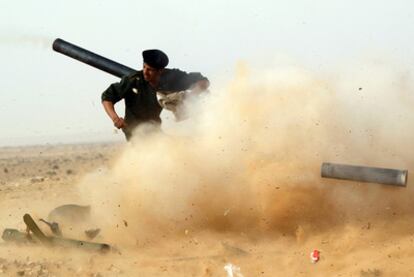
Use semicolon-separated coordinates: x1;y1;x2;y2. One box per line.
142;49;169;69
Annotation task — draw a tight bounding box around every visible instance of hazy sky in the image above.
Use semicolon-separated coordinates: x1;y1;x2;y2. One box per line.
0;0;413;146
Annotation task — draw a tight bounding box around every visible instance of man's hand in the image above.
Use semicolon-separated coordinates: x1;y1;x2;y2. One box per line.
102;101;126;129
113;117;127;129
197;79;210;90
191;79;210;94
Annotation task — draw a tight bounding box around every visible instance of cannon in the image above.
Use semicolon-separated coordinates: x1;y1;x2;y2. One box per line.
52;38;136;78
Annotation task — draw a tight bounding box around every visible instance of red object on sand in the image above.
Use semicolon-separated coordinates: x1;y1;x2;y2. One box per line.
310;249;320;263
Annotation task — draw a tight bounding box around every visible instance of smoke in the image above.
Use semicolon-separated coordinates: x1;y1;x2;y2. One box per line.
0;34;53;48
78;59;414;246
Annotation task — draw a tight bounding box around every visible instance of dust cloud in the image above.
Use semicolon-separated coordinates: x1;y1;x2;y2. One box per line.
78;59;414;247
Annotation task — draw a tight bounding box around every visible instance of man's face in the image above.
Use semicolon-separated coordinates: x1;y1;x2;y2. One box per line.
143;63;163;82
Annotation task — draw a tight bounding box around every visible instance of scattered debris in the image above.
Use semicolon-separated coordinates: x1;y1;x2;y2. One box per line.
2;229;33;244
39;218;62;236
321;162;408;186
295;225;306;244
46;171;57;176
360;268;382;276
2;214;110;253
48;204;91;223
221;242;249;256
85;228;101;240
108;264;122;274
364;222;371;230
224;208;231;216
30;176;45;183
310;249;320;263
24;214;51;244
224;263;244;277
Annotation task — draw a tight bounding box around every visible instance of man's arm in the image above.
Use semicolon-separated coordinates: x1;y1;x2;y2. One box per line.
190;79;210;94
102;100;126;129
101;76;132;129
160;69;209;93
183;71;210;93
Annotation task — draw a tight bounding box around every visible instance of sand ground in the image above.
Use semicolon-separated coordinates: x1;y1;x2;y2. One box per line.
0;143;412;277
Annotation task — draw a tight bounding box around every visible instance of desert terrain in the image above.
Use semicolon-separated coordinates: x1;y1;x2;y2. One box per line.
0;140;412;277
0;65;413;277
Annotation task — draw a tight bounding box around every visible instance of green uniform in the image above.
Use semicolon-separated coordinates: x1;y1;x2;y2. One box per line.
101;69;207;139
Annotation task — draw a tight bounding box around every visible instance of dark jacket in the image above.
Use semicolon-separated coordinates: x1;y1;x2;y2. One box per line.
101;68;208;136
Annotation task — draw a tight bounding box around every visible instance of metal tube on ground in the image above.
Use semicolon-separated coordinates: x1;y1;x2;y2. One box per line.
52;38;137;78
321;162;408;186
51;237;111;253
2;229;32;243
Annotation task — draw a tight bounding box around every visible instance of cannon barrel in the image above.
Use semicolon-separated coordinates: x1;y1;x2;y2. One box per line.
52;38;137;78
321;162;408;186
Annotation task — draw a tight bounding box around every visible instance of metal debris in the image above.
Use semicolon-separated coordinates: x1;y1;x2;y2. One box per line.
2;214;110;253
39;218;62;236
321;162;408;186
85;228;101;240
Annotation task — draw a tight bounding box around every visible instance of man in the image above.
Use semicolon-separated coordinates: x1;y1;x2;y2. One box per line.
101;49;209;140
